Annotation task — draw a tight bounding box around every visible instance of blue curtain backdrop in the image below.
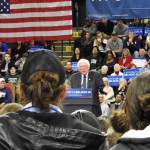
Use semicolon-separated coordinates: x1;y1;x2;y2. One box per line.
86;0;150;19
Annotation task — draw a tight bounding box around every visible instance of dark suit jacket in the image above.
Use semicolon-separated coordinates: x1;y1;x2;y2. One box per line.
70;71;104;116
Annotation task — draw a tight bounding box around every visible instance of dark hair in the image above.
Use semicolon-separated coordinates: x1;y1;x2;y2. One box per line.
126;71;150;129
21;71;65;111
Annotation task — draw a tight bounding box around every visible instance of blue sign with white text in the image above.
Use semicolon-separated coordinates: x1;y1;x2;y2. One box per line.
86;0;150;19
65;88;92;99
72;62;78;71
107;75;123;86
123;69;139;80
29;46;44;52
128;27;143;36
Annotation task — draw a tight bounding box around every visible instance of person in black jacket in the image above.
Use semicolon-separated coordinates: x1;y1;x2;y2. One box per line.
0;50;107;150
111;71;150;150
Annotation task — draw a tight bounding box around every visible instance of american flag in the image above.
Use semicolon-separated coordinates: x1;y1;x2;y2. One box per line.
0;0;72;42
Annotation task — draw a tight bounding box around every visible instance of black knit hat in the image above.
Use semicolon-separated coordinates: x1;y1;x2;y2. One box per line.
21;50;66;84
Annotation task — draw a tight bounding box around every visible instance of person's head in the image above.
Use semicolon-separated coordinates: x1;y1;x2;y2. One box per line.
110;110;130;133
139;48;146;57
66;61;72;70
122;48;131;57
21;50;66;111
134;18;140;24
115;94;122;103
9;66;17;75
96;32;104;40
17;41;22;45
111;31;118;41
92;46;99;56
85;18;92;26
74;47;80;55
0;78;5;89
119;78;127;86
130;63;137;69
4;53;11;62
99;93;105;103
106;51;115;60
114;64;121;72
0;103;23;115
29;40;35;46
128;30;135;39
126;71;150;130
22;53;29;60
102;77;109;86
77;59;90;75
85;31;92;40
101;65;108;75
116;20;123;27
102;19;108;24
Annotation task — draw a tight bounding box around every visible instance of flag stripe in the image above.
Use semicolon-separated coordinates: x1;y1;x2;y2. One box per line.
0;0;72;42
11;0;69;4
10;6;72;14
0;15;72;23
0;25;72;33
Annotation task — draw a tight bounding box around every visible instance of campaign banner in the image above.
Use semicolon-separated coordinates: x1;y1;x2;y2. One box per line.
65;88;92;99
72;62;78;71
123;69;139;80
128;27;143;36
86;0;150;19
29;46;44;52
132;59;147;68
107;75;123;86
144;27;150;36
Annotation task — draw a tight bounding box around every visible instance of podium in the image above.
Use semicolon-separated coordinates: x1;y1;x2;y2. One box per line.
62;88;100;116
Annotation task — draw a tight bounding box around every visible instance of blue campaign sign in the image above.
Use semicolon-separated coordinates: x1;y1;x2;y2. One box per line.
86;0;150;19
144;27;150;36
72;62;78;71
128;27;143;36
123;69;139;80
65;88;92;99
29;46;44;52
107;75;123;86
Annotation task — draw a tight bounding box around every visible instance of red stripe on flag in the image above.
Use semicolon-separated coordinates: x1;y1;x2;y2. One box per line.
0;35;72;42
0;25;72;33
10;6;72;14
0;16;72;23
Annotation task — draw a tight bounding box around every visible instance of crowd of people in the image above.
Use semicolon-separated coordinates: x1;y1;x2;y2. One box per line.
0;19;149;149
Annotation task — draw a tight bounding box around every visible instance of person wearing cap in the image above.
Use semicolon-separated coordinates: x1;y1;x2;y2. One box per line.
0;50;107;150
106;31;123;57
15;53;28;74
0;78;12;109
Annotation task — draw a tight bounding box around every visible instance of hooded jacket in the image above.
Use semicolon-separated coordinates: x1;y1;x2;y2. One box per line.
0;110;107;150
110;125;150;150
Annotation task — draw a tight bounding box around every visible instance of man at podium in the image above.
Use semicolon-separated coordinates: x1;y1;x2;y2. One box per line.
70;59;104;116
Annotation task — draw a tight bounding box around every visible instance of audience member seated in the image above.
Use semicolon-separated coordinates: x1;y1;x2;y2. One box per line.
140;58;150;73
113;20;128;39
98;93;110;117
11;41;26;62
123;30;141;58
0;78;12;109
70;47;83;62
106;31;123;57
111;94;123;111
0;41;8;53
138;48;147;59
118;48;133;70
110;71;150;150
87;46;102;71
96;19;114;36
0;103;23;115
0;53;14;77
129;18;142;27
99;65;109;78
102;51;117;75
70;58;103;116
144;32;150;51
80;31;94;58
109;110;130;148
5;65;20;84
65;61;76;79
93;32;108;58
114;78;127;100
15;53;28;74
25;40;38;52
111;64;123;76
100;77;115;106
